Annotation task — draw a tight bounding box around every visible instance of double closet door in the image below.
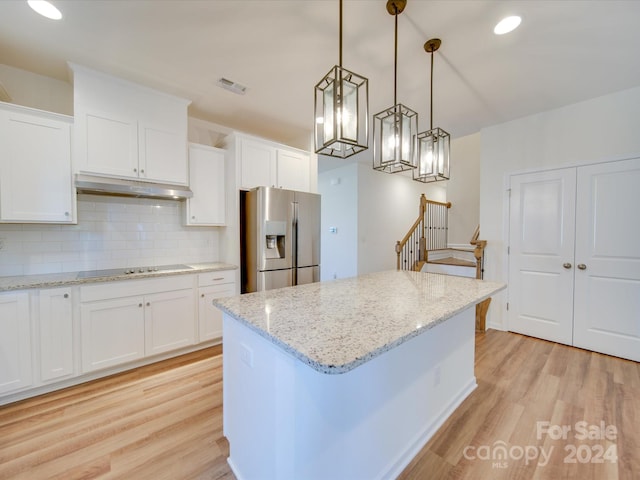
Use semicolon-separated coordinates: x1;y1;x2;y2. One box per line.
508;157;640;362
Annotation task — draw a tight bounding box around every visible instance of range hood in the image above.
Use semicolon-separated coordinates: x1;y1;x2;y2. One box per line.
75;174;193;200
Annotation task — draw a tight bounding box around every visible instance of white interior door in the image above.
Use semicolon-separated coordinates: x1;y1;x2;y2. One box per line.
573;158;640;361
508;168;576;345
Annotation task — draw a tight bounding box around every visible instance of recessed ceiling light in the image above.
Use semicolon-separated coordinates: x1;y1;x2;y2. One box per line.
27;0;62;20
494;15;521;35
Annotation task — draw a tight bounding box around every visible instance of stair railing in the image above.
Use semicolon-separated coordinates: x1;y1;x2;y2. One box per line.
396;194;451;271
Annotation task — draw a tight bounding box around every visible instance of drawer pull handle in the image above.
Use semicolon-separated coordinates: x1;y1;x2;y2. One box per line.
64;293;69;298
138;303;143;308
212;277;224;281
201;294;205;298
146;302;150;306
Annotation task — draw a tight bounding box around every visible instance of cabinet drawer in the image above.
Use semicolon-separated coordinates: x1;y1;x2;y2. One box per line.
80;275;195;302
197;270;236;287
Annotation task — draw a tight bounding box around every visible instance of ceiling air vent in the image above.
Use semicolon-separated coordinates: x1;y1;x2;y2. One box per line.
216;77;247;95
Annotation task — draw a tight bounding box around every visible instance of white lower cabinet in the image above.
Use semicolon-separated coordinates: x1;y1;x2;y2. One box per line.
79;275;196;373
80;296;146;373
198;270;236;342
0;268;236;404
0;292;32;395
145;289;195;355
39;287;74;382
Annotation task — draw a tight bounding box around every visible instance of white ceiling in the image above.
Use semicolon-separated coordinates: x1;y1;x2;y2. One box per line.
2;0;640;158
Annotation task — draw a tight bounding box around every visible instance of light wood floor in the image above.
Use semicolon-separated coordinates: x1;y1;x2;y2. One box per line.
1;331;638;479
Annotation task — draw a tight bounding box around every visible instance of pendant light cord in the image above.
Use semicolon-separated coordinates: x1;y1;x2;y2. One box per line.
393;4;398;106
430;50;433;130
339;0;343;68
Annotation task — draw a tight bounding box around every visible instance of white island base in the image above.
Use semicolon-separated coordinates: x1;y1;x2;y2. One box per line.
223;307;476;480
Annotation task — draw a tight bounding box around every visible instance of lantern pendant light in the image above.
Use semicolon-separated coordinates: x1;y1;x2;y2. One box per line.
373;0;418;174
314;0;369;159
414;38;450;183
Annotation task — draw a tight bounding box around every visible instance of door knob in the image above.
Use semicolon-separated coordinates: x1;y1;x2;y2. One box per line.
577;264;587;270
563;263;572;269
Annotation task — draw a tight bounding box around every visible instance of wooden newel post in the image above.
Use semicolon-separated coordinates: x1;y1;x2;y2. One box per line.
395;241;402;270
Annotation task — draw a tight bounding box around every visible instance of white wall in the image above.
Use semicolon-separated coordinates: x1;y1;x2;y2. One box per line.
319;161;446;278
356;164;446;274
480;85;640;330
318;163;358;281
447;133;480;245
0;64;73;115
0;194;219;276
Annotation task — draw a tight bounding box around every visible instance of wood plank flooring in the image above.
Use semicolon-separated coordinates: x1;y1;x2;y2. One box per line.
0;345;231;480
399;331;640;480
1;331;638;479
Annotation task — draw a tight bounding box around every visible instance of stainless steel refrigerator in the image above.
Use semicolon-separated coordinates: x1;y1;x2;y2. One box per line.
242;187;321;293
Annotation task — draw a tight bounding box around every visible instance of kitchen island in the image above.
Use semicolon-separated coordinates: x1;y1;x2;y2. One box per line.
214;270;505;480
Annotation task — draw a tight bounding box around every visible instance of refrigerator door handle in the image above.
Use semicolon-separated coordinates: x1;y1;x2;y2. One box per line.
292;201;298;285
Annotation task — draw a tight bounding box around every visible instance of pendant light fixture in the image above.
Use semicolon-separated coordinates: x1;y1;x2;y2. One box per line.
314;0;369;158
414;38;450;183
373;0;418;174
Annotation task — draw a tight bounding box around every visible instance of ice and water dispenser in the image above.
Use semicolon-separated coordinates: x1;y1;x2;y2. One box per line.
264;220;286;259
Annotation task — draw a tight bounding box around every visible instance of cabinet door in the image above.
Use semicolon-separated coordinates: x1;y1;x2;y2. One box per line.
84;111;139;178
80;296;145;373
186;144;226;225
144;289;195;356
198;283;235;342
139;123;188;185
39;288;74;382
0;108;74;223
276;149;310;191
0;292;32;394
240;138;276;189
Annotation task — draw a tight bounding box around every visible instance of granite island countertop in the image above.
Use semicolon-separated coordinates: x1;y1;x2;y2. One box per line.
0;262;237;291
214;270;505;374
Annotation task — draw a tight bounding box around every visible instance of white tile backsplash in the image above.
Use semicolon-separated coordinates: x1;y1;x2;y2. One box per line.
0;194;221;276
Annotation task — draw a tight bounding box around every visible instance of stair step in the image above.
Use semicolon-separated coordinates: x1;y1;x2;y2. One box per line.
427;257;476;268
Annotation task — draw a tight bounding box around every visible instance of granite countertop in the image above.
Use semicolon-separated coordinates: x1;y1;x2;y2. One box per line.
214;270;505;375
0;262;237;291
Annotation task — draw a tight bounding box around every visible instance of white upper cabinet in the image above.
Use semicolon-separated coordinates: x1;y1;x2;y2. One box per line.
229;133;311;192
238;136;277;190
186;143;226;226
70;63;191;185
0;102;75;223
276;149;311;192
83;109;138;178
